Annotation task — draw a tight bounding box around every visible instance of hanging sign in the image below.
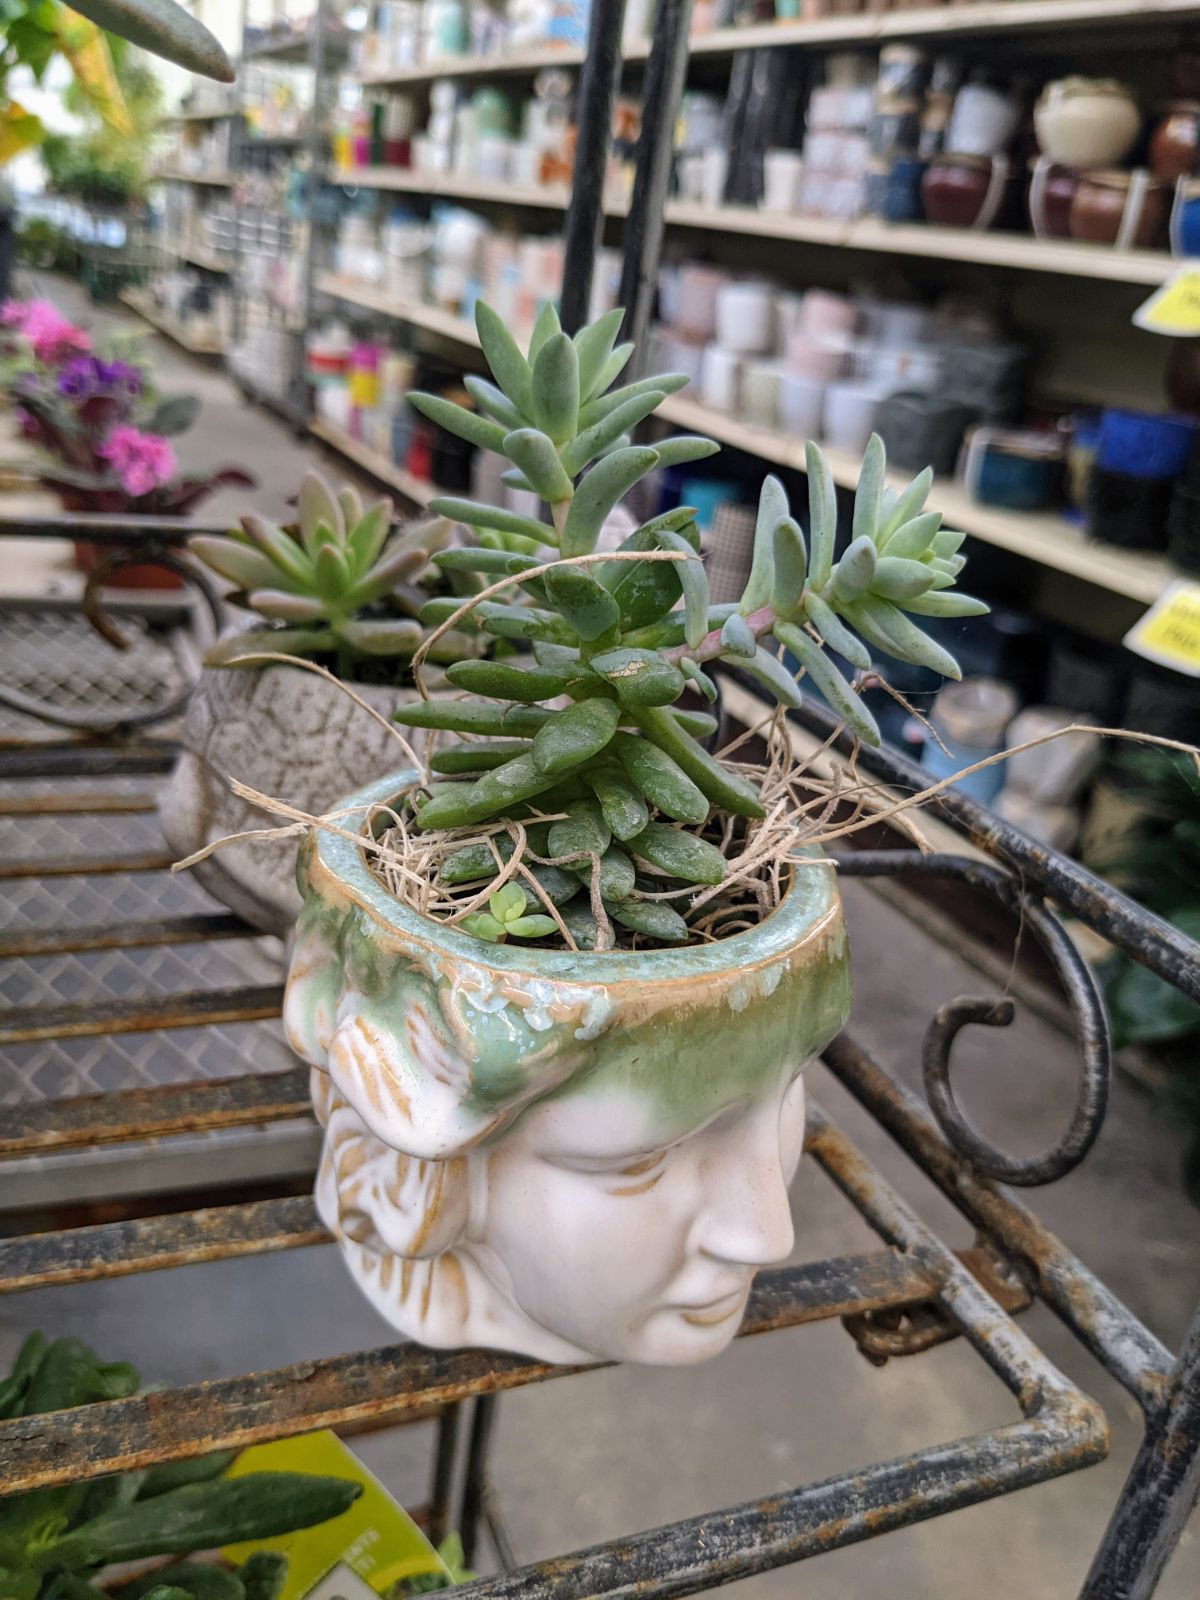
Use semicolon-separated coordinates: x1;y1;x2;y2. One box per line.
1123;580;1200;676
1133;267;1200;336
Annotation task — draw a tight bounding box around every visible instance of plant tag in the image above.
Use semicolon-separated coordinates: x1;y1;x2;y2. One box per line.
1132;268;1200;336
222;1431;451;1599
1122;580;1200;677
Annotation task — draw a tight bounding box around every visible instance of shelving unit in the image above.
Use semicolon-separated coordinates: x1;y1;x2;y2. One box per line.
308;416;438;506
118;288;226;356
309;273;1174;603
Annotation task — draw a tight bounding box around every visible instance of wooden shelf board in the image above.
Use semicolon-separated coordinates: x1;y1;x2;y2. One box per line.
657;393;1174;604
313;274;481;344
331;167;577;209
358;0;1200;88
154;169;235;188
118;289;225;356
308;417;438;507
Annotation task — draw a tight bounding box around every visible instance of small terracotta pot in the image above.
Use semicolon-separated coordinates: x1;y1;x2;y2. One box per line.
1150;100;1200;181
1069;169;1169;248
921;152;1009;229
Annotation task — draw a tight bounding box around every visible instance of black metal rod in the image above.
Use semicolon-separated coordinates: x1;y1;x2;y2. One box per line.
559;0;627;335
459;1395;500;1569
428;1403;462;1549
617;0;694;366
1081;1301;1200;1599
0;515;225;543
784;690;1200;1003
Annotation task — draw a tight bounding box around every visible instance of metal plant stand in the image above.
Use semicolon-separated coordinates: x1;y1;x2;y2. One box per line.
1;11;1198;1591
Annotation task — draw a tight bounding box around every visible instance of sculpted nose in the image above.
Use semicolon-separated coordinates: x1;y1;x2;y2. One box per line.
695;1139;795;1268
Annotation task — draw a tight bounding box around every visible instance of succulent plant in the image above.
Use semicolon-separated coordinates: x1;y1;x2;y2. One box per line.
191;471;470;677
394;301;985;916
460;882;559;944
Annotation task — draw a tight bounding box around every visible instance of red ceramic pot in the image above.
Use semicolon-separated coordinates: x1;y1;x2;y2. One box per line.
1069;169;1169;247
921;152;1009;229
1150;101;1200;181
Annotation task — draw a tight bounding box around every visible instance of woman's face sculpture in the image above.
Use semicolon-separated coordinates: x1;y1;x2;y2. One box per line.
287;780;852;1367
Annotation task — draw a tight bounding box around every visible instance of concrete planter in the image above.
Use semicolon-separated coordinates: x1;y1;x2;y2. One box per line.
159;658;408;937
284;770;853;1366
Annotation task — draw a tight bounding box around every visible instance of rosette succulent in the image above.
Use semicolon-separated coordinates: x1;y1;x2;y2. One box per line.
392;301;985;921
191;471;468;676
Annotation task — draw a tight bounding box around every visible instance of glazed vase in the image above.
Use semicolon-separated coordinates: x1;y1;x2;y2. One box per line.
284;771;854;1367
159;651;408;936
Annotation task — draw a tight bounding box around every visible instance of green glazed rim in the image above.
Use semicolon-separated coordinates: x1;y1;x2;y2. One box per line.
307;770;842;984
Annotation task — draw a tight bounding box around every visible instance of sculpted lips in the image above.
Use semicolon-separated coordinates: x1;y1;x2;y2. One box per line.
679;1289;749;1327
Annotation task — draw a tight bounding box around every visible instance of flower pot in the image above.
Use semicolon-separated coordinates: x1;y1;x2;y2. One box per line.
921;153;1011;230
1150;100;1200;181
1034;78;1140;170
1068;169;1169;248
284;770;853;1366
158;651;408;936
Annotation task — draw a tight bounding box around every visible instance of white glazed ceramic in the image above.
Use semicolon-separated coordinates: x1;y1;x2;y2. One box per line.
824;381;884;454
715;281;776;354
677;264;727;341
742;359;781;429
1034;77;1140;170
762;149;804;211
779;372;826;437
701;343;742;411
285;772;852;1366
159;655;405;936
787;335;846;383
946;83;1021;158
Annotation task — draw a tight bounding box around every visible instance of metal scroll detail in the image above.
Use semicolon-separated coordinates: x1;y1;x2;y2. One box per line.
835;850;1112;1187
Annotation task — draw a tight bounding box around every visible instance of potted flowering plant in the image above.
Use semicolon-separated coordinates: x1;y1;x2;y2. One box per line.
280;303;986;1367
163;471;487;935
2;298;252;528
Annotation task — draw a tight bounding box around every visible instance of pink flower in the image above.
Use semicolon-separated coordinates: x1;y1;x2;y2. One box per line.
8;299;93;363
98;426;178;499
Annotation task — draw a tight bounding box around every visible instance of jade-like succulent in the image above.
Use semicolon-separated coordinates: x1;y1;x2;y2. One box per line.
460;882;559;944
191;471;467;677
396;301;985;908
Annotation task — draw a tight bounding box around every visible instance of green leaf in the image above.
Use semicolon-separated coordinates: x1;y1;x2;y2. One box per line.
802;592;871;671
297;472;343;551
434;547;542;577
527;300;562;364
720;613;757;659
502;428;574;504
680;657;718;702
532;695;621;776
462;912;506;942
446;660;572;700
476;301;534;418
656;528;710;650
770;517;808;620
586;844;637;901
0;1331;47;1421
394;700;550;735
876;467;933;547
345;543;428;606
428;495;553;546
598;508;699;628
852;433;887;546
882;510;943;561
830;535;878;604
490;882;527;923
588;341;635;399
313;541;352;601
588;646;686;707
333;618;423;656
586;766;651;840
188;535;281;592
561;389;667;477
137;1451;238;1499
574;307;626;401
741;475;787;615
544;565;622;642
806;441;838;590
561;446;660;558
65;0;235;82
650;436;720;471
145;394;200;437
122;1561;244;1600
531;332;580;443
607;899;689;942
506;914;559;939
901;591;990;619
870;555;936;601
577;371;689;432
432;740;533;775
634;707;764;819
548;799;611;861
344;499;393;576
740;645;805;709
629;821;726;886
611;730;709;824
847;596;962;679
409;391;507;454
239;1551;288;1600
476;602;576;644
464;374;523;429
774;619;880;746
240;514;313;587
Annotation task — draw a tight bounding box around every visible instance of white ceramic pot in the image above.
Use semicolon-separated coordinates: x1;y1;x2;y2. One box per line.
946;82;1021;158
824;381;884;454
159;654;406;936
787;334;846;383
742;359;781;429
1034;77;1141;170
285;772;853;1366
761;149;804;212
701;343;742;412
715;281;776;354
779;372;826;438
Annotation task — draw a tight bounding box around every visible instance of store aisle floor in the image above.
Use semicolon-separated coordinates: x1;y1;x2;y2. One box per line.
2;278;1197;1600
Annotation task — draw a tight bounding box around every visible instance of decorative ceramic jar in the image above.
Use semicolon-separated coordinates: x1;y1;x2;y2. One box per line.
1028;158;1078;239
1068;170;1168;248
284;772;853;1366
1149;100;1200;181
945;82;1021;159
160;651;408;936
1033;78;1140;170
921;153;1010;230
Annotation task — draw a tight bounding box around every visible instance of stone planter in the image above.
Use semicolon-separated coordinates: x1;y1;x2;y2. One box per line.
284;771;853;1367
159;659;408;937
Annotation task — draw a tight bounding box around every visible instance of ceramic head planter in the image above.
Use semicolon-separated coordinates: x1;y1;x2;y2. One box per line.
283;302;987;1365
285;774;851;1365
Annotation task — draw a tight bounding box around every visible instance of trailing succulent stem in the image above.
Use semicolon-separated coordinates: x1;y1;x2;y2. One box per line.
398;303;985;924
191;472;477;674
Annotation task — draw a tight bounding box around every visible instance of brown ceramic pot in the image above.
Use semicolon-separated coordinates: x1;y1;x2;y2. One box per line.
1149;100;1200;180
921;153;1006;229
1028;161;1078;238
1069;170;1169;247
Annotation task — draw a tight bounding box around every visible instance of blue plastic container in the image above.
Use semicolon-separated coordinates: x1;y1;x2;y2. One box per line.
1096;409;1195;481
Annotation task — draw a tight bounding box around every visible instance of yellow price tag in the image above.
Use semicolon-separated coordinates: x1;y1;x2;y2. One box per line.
1123;580;1200;678
1133;269;1200;336
222;1432;449;1600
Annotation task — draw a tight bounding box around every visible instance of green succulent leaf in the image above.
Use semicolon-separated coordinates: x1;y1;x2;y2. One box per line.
598;509;699;629
774;619;880;746
882;510;943;561
346;543;429;606
428;495;553;546
802;592;872;671
549;799;612;862
650;436;720;471
527;301;562;363
629;821;727;886
561;389;667;477
464;374;524;429
607;899;689;942
589;646;686;707
246;589;327;622
901;591;990;619
531;332;580;443
742;475;788;615
611;730;709;825
333;618;423;656
587;340;635;402
586;766;651;840
505;914;560;939
720;612;757;659
446;659;573;700
574;307;626;401
740;645;805;709
871;555;936;601
394;700;550;735
345;499;393;575
806;441;838;590
680;657;718;702
188;535;281;592
532;695;621;776
876;467;933;547
847;596;962;679
462;912;506;942
544;565;622;642
852;433;886;546
476;301;534;418
635;706;764;819
490;882;527;923
298;473;343;551
431;740;533;774
240;514;314;587
830;535;878;604
313;540;352;601
501;429;575;505
561;446;660;559
770;517;808;621
410;391;508;454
